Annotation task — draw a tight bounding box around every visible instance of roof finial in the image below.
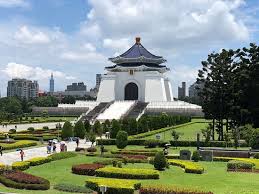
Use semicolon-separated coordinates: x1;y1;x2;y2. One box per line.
135;37;141;44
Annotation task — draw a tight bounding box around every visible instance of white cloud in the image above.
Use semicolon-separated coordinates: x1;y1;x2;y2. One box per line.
2;62;75;80
0;0;29;8
85;0;249;50
83;43;96;52
60;51;106;63
103;38;130;52
14;26;50;44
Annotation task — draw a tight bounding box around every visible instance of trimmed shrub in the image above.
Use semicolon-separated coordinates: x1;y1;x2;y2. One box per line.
75;147;86;152
61;121;73;139
54;183;93;193
116;130;128;149
72;163;105;176
111;150;157;156
144;139;161;148
27;127;35;132
214;157;259;169
87;147;97;152
227;160;255;170
47;152;77;161
85;177;141;194
74;121;86;139
0;170;50;190
140;186;214;194
12;161;30;171
168;159;204;174
154;151;167;171
254;153;259;159
26;157;51;166
192;151;200;162
96;167;159;179
9;129;16;134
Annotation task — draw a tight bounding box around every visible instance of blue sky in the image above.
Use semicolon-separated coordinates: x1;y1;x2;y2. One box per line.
0;0;258;97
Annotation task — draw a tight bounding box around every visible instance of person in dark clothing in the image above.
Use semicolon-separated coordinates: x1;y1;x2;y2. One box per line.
20;149;25;161
100;145;104;156
53;143;57;153
76;138;79;147
0;146;3;156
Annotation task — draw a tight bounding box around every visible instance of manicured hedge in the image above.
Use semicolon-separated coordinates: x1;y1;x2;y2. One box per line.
0;170;50;190
96;167;159;179
0;140;37;150
130;122;195;139
168;159;204;174
227;160;255;170
85;178;141;194
54;183;93;193
26;157;52;166
214;157;259;169
170;140;248;148
72;163;105;176
140;186;214;194
111;150;157;156
12;161;30;171
97;139;167;146
47;152;77;161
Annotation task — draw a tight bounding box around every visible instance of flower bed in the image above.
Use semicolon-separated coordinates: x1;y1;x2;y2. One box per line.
96;167;159;179
168;159;204;174
54;183;93;193
26;157;52;166
85;178;141;194
140;186;213;194
0;140;37;150
72;163;105;176
12;161;30;171
0;170;50;190
122;155;148;160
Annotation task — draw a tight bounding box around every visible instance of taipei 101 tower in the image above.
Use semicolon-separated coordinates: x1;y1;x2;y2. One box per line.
49;73;54;93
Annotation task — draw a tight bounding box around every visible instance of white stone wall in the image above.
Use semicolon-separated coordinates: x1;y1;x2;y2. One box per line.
97;70;174;102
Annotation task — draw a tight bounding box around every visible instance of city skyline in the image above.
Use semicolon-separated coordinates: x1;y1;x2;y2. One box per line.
0;0;258;97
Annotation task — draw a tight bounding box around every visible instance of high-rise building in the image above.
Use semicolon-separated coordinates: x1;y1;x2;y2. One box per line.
178;82;186;99
189;82;204;99
96;74;101;89
49;73;54;93
65;82;87;91
7;78;39;99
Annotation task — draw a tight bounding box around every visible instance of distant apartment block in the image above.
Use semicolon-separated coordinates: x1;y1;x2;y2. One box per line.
178;82;186;99
96;74;101;89
7;78;39;99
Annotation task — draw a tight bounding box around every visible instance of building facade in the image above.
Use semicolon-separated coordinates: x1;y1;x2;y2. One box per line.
96;74;101;90
7;78;39;99
49;73;54;93
178;82;186;99
97;37;173;102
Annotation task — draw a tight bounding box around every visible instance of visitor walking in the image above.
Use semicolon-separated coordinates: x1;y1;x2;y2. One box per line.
76;138;79;148
0;145;3;156
100;145;104;156
53;142;56;153
20;149;25;161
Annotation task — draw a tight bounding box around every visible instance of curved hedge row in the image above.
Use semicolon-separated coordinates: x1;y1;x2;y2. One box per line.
72;163;105;176
0;140;37;150
168;159;204;174
0;170;50;190
96;167;159;179
140;186;213;194
85;178;141;194
12;161;30;171
26;157;52;166
111;150;157;156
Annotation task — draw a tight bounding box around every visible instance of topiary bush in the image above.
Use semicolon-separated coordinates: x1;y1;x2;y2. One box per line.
192;151;200;162
154;151;167;171
74;121;86;139
61;121;73;139
116;130;128;149
27;127;35;132
86;147;97;152
254;153;259;159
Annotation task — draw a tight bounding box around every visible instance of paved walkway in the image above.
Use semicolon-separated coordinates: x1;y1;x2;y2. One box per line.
0;122;66;132
0;140;92;165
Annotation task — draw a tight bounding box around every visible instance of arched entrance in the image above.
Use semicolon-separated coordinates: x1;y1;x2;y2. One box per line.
124;82;138;100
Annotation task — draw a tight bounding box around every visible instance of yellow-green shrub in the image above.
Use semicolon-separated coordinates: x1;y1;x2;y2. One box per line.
96;167;159;179
12;161;30;171
214;157;259;169
26;157;51;166
85;178;141;194
168;159;204;174
0;140;37;150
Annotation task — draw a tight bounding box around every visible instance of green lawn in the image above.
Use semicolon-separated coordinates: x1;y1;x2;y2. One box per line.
0;153;259;194
144;122;209;141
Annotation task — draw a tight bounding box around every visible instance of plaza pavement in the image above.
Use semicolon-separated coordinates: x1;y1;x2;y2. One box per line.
0;140;92;165
0;122;67;132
